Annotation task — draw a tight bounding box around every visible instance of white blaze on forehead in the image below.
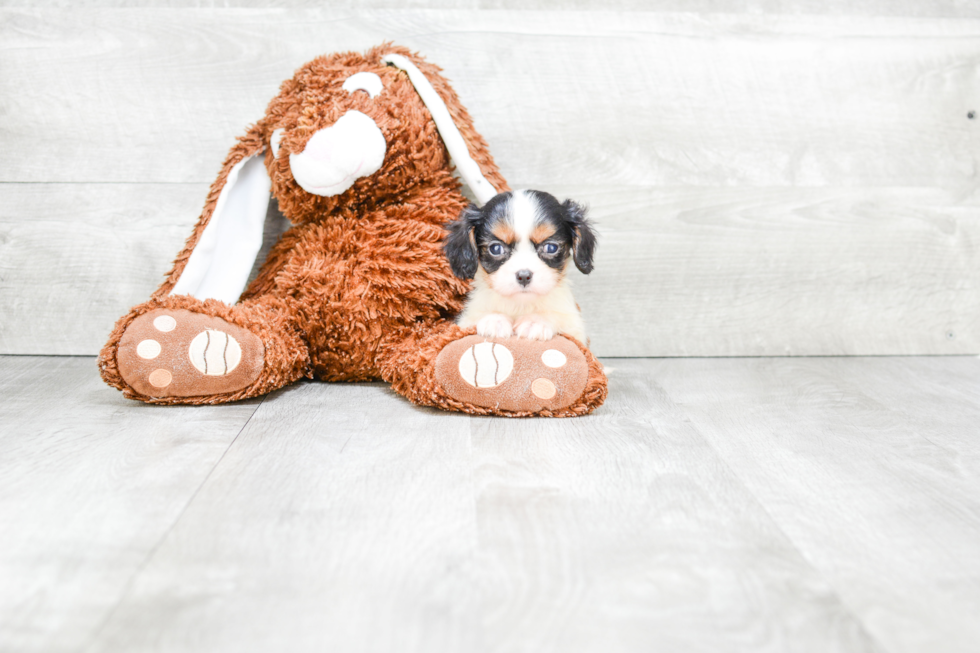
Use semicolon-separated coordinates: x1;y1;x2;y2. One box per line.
509;190;541;241
506;190;544;265
488;190;558;298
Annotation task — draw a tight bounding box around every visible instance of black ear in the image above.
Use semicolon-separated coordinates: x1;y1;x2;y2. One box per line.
563;199;596;274
444;204;481;279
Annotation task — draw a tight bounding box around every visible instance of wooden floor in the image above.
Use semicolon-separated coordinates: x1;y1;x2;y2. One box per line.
2;355;979;653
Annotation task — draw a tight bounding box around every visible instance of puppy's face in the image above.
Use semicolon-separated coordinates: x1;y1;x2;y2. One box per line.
445;190;596;299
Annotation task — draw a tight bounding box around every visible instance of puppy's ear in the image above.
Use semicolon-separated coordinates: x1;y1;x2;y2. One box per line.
563;199;597;274
444;204;481;279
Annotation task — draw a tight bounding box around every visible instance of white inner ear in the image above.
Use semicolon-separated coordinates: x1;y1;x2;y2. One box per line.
170;154;271;304
271;128;285;158
342;72;383;98
381;53;498;206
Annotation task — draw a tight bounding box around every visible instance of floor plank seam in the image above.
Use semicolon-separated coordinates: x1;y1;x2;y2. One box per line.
76;394;268;653
708;446;893;653
648;376;893;653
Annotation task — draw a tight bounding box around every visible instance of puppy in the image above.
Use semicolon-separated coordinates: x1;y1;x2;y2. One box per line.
444;189;596;343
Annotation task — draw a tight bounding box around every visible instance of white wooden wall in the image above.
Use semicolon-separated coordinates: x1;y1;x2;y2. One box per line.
1;4;978;356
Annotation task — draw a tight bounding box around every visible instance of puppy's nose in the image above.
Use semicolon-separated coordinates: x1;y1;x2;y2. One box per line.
516;269;533;287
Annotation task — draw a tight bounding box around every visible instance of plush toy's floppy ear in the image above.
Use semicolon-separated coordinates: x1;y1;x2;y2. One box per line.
444;204;481;279
563;199;596;275
162;125;272;305
380;49;509;206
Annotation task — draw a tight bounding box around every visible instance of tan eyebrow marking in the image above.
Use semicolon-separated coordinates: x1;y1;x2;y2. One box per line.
531;224;557;243
491;223;516;244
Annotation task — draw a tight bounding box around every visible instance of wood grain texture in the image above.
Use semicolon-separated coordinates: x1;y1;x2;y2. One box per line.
81;359;886;653
572;185;980;356
0;356;259;653
84;380;481;653
1;10;978;188
3;1;979;16
3;354;979;651
3;183;976;357
468;372;882;652
2;8;978;358
830;356;980;475
0;183;210;355
0;356;980;653
650;355;980;653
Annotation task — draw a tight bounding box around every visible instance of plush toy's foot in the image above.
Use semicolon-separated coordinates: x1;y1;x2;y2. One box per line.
434;335;590;413
115;308;264;398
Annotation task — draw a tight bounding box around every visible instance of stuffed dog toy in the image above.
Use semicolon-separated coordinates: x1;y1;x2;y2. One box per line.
98;44;607;417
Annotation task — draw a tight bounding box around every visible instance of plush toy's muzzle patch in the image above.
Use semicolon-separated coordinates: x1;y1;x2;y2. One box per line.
285;110;386;197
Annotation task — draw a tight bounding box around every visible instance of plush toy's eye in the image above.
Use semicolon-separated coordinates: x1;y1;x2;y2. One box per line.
543;242;559;255
342;72;384;99
270;128;285;159
488;243;505;256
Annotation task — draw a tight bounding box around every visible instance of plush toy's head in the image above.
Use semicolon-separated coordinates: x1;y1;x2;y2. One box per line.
169;44;507;305
254;44;501;223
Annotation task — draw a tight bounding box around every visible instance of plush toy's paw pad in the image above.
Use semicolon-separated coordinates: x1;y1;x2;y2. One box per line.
116;309;264;398
434;335;588;413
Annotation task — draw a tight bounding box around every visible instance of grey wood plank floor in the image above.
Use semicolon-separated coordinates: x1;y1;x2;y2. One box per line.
1;355;977;653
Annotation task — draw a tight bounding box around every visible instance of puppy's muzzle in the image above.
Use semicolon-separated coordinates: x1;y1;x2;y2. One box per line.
287;111;386;197
516;269;533;287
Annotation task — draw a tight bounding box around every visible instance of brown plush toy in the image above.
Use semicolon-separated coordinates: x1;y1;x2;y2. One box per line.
99;44;607;417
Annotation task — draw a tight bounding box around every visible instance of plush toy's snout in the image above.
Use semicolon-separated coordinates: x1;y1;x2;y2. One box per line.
285;110;386;197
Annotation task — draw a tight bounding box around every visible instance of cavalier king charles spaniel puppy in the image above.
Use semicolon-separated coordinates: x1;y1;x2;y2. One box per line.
444;189;596;344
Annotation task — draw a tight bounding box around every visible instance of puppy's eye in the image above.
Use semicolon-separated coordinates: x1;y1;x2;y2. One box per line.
488;243;505;256
342;72;384;98
543;242;559;255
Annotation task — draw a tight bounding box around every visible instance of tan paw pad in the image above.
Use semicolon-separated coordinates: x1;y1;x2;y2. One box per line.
435;335;589;413
116;309;264;398
531;378;557;399
148;369;172;388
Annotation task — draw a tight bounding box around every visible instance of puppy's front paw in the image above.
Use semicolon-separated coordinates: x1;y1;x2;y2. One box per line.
476;313;514;339
513;315;556;341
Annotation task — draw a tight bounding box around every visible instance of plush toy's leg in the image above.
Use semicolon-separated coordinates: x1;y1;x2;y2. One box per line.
377;322;607;417
99;294;309;405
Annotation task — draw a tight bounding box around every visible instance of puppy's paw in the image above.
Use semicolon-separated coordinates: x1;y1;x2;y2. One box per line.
476;313;514;339
513;315;556;341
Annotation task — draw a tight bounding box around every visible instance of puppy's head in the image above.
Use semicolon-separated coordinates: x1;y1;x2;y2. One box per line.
444;190;596;299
